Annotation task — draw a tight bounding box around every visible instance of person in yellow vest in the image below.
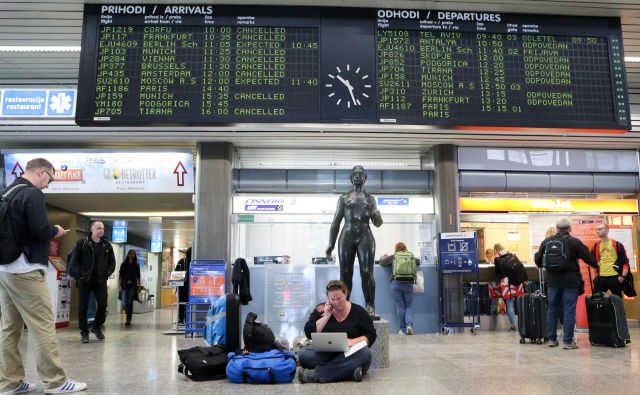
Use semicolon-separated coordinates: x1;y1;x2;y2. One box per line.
592;223;630;298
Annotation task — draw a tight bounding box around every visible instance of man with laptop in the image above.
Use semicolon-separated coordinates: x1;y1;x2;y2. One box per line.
298;280;376;383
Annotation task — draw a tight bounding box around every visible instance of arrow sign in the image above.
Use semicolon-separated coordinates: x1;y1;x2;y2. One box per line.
173;161;187;187
11;162;25;179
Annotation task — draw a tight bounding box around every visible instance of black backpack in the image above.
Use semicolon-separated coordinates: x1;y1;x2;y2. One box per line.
543;236;573;272
177;345;227;381
243;312;281;353
500;253;528;286
0;184;30;265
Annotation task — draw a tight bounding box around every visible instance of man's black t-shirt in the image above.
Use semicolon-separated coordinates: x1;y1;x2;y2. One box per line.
304;303;377;346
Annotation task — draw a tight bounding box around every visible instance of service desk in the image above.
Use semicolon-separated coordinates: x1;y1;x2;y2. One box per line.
240;264;440;340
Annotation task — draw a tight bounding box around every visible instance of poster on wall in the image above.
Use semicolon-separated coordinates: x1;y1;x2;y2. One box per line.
3;150;194;193
608;226;636;272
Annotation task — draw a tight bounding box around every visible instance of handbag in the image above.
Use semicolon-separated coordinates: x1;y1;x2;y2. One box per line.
177;345;227;381
413;271;424;293
226;349;297;384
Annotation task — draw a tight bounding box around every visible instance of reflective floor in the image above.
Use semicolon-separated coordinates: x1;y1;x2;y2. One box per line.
12;309;640;394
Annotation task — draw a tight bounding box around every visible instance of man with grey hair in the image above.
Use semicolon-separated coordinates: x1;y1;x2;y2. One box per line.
535;218;597;350
0;158;87;394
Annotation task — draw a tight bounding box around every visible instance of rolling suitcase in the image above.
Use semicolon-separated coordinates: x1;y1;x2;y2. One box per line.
586;271;630;347
517;268;548;344
226;293;242;354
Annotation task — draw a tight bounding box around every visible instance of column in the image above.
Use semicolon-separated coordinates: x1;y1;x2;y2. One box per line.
433;144;464;330
194;142;234;282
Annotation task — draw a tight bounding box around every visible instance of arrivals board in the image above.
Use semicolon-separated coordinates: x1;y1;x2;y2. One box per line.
76;5;630;131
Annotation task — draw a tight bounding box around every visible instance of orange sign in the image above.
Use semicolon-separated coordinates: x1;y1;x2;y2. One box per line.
53;169;84;182
190;274;225;297
460;198;638;214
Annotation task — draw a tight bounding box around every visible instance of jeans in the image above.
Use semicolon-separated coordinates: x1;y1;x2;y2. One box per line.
122;283;137;322
299;345;372;383
78;281;108;335
390;280;414;331
547;287;579;344
505;297;517;327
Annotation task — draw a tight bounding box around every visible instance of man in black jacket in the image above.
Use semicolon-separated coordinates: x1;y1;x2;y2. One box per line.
535;218;598;350
0;158;87;394
592;223;631;298
69;221;115;343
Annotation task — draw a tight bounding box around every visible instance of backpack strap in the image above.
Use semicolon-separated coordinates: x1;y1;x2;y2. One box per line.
1;183;29;201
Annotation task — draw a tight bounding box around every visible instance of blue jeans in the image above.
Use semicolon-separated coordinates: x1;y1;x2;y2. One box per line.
505;298;517;327
547;287;579;344
299;346;372;383
390;280;414;331
121;283;137;322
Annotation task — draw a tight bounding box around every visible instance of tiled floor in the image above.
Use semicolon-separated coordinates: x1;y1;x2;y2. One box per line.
11;309;640;394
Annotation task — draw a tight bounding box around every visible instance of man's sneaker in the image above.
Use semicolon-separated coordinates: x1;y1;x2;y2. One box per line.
90;327;105;341
297;368;319;384
548;340;559;347
563;342;579;350
1;381;37;395
406;326;413;335
509;326;517;332
353;367;363;382
44;380;87;394
80;334;89;344
398;330;406;335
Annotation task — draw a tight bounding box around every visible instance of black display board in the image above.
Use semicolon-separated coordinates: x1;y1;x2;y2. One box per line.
76;5;630;131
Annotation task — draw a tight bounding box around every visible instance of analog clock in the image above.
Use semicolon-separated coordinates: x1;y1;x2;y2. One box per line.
326;64;372;109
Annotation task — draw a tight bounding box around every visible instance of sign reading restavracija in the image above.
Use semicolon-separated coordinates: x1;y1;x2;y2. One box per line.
76;5;630;131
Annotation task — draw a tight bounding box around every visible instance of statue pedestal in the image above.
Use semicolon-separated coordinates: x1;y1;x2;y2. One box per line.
370;319;389;369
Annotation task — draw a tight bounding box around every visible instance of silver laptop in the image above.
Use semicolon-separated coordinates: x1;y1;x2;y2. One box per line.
311;332;349;352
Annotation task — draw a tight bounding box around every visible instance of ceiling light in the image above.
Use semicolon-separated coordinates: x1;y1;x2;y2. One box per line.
79;211;194;217
0;46;81;52
625;57;640;63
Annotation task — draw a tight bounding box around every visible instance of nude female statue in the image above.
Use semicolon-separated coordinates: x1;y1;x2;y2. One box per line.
326;166;383;316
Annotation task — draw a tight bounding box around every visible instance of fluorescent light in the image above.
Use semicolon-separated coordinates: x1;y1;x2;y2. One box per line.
79;211;194;217
625;57;640;63
0;46;81;52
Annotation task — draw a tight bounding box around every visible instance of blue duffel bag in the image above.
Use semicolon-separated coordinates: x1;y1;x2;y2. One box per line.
226;349;297;384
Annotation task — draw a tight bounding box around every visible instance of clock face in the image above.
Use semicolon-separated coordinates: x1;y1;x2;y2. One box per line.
326;64;372;109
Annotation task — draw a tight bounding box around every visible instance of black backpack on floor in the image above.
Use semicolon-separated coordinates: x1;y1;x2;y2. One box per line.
177;345;227;381
243;312;281;353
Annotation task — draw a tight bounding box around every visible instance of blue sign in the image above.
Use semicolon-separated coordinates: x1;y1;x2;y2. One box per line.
439;232;478;274
378;197;409;206
47;90;76;116
150;240;163;253
2;90;47;116
244;204;283;212
113;220;127;228
112;227;127;243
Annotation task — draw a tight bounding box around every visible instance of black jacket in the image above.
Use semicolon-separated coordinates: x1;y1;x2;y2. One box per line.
69;235;115;283
5;178;57;265
535;230;597;288
232;258;252;305
591;239;636;297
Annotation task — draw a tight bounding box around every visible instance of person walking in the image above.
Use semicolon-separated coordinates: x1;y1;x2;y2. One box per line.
119;249;140;326
0;158;87;394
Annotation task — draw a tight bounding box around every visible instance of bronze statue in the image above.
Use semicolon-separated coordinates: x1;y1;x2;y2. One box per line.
326;166;383;316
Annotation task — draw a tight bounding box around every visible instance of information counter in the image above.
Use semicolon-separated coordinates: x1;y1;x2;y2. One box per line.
241;264;440;341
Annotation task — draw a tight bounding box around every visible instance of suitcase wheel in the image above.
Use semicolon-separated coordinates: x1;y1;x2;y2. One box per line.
519;338;525;344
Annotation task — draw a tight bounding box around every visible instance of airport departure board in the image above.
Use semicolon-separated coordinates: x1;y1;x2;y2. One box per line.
76;5;630;131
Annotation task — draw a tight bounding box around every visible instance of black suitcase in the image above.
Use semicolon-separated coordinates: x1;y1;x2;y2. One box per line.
177;345;227;381
517;268;548;344
586;292;630;347
226;293;242;353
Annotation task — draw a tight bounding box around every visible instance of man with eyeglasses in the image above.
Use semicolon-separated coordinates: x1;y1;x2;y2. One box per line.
0;158;88;394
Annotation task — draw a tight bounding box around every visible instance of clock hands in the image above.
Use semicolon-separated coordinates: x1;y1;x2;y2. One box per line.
336;75;359;106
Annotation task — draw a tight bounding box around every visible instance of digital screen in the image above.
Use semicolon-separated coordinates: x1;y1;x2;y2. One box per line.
76;5;630;131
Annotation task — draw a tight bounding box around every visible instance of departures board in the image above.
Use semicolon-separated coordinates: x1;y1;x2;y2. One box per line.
76;5;630;131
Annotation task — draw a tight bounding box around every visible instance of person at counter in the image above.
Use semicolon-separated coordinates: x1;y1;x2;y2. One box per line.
493;244;524;332
379;242;419;335
298;280;376;383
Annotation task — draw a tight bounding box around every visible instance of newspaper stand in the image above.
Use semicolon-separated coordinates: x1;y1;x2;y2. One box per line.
185;259;226;337
439;232;480;334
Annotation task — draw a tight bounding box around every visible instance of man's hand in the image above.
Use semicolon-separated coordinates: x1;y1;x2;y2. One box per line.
53;225;68;239
619;275;626;284
325;245;334;257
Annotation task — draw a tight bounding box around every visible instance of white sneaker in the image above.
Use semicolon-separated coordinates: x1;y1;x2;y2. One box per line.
406;326;414;335
1;382;36;395
398;330;406;335
44;380;87;394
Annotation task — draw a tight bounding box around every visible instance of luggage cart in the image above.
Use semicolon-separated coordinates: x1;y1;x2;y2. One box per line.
439;232;480;334
185;259;227;338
